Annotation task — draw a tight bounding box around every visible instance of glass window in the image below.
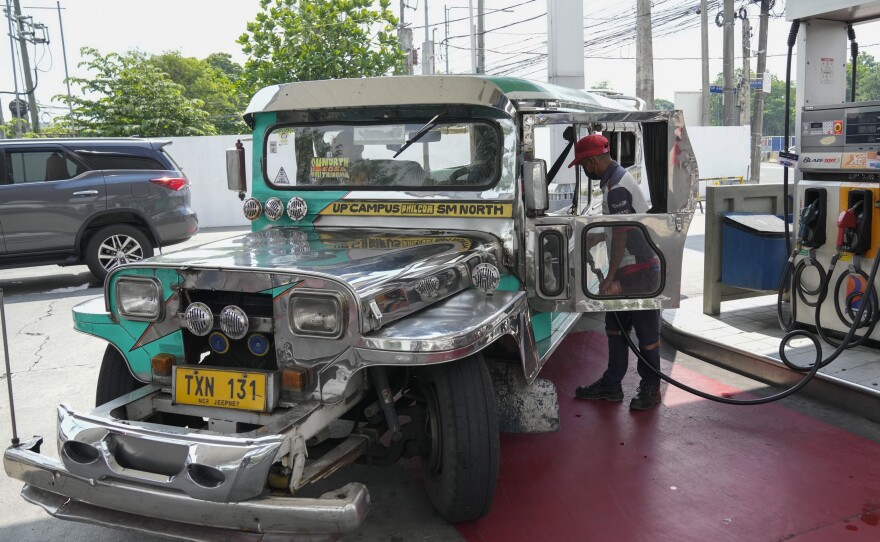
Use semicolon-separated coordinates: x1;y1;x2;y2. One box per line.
263;121;501;189
80;154;164;170
582;224;663;298
5;150;81;184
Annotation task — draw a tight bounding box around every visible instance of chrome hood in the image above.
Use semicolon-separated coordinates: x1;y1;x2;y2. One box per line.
148;228;503;324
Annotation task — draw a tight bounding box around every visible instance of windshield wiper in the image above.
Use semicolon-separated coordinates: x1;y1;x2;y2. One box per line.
392;112;445;158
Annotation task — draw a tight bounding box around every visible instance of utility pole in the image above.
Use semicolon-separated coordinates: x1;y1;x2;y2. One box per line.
635;0;654;109
422;0;433;74
700;0;710;125
399;1;413;75
12;0;39;133
722;0;736;125
476;0;484;74
750;0;770;182
468;0;475;73
57;1;74;134
740;15;751;127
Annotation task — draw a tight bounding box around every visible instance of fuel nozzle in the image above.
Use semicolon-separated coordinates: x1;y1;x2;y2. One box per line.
837;200;865;252
798;200;820;245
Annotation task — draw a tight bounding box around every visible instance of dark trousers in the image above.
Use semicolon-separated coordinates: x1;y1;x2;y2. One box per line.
602;309;661;387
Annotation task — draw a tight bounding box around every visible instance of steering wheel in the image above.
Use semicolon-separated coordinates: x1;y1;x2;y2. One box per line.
448;166;470;183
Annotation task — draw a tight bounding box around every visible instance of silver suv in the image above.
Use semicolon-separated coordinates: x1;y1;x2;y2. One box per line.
0;138;198;280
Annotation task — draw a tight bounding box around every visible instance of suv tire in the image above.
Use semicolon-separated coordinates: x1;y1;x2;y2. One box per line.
95;345;142;406
85;224;154;281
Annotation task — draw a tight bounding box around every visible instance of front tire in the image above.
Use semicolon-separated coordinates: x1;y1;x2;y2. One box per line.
419;354;499;522
96;345;142;406
85;224;153;281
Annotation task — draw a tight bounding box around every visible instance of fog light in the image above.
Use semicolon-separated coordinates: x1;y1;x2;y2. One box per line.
247;333;270;356
472;263;500;293
151;353;175;376
243;198;262;221
264;197;284;221
219;305;249;340
183;302;213;336
209;332;230;354
287;196;308;221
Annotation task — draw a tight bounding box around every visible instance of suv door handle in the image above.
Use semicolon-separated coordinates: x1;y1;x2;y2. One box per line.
72;190;99;196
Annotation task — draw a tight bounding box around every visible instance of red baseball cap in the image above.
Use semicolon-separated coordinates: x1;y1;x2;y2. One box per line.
568;134;610;167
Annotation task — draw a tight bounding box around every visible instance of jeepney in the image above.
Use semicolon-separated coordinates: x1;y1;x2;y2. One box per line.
4;76;698;540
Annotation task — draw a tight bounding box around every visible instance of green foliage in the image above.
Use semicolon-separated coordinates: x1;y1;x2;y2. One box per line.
654;98;674;110
707;70;795;136
761;74;796;137
591;80;611;90
151;51;248;134
60;48;217;137
846;52;880;102
238;0;405;92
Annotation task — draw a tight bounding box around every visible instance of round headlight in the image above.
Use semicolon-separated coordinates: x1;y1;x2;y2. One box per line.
472;263;500;293
287;197;308;221
243;198;262;221
219;305;249;340
264;197;284;221
184;302;214;336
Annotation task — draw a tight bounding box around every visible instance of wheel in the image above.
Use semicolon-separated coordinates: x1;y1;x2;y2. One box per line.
95;345;142;406
418;354;499;522
85;224;153;281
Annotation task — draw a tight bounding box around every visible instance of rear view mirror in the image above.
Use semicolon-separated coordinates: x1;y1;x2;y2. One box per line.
523;159;548;215
226;140;247;198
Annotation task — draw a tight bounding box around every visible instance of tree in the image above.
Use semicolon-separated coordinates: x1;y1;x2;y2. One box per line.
61;48;217;137
237;0;404;93
846;52;880;102
151;51;248;134
654;98;674;110
706;70;795;136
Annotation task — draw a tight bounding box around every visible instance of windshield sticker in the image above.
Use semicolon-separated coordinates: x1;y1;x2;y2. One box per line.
319;201;512;218
311;157;350;180
274;167;291;184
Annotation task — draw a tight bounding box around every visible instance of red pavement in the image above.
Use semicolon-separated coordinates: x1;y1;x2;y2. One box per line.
456;330;880;542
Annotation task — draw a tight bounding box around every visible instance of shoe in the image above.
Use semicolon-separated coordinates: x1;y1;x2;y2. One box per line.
575;378;623;402
629;384;661;411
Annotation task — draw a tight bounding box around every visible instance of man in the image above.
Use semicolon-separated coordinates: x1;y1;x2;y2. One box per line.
568;133;663;411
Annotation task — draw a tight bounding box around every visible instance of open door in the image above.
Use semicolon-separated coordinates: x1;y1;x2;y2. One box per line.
522;110;698;314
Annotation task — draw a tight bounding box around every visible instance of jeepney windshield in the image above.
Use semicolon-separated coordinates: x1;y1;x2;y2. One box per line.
263;121;501;189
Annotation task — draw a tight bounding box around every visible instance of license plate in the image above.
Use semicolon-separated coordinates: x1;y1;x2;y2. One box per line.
174;367;268;412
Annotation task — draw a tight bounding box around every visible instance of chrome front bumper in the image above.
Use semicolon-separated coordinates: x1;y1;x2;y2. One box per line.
5;437;369;541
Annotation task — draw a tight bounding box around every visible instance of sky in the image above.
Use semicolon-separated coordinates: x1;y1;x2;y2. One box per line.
2;0;880;126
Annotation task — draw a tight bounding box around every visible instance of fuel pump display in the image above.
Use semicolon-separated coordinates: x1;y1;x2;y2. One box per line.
793;103;880;344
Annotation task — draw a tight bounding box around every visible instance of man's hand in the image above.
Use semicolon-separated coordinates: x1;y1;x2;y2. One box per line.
600;277;621;295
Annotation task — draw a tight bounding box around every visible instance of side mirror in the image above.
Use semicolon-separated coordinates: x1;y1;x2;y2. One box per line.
523;159;548;215
226;140;247;199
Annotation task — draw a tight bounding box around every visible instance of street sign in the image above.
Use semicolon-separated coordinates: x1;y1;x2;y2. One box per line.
709;85;723;94
750;79;763;89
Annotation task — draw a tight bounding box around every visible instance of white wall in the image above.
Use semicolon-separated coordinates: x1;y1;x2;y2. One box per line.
686;125;752;197
166;135;252;229
674;91;704;127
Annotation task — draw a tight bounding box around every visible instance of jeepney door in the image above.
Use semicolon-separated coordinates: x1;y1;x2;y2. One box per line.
522;111;698;313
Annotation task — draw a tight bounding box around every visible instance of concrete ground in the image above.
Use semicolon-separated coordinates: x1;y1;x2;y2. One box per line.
2;162;877;541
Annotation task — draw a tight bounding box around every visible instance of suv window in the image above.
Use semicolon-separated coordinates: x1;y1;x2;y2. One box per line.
78;153;165;170
4;150;82;184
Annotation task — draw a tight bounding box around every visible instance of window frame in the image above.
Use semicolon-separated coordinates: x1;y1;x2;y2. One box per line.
1;146;92;185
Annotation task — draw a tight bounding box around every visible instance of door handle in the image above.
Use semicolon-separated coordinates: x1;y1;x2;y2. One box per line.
72;190;99;196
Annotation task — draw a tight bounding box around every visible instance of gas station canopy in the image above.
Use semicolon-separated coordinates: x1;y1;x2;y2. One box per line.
787;0;880;23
